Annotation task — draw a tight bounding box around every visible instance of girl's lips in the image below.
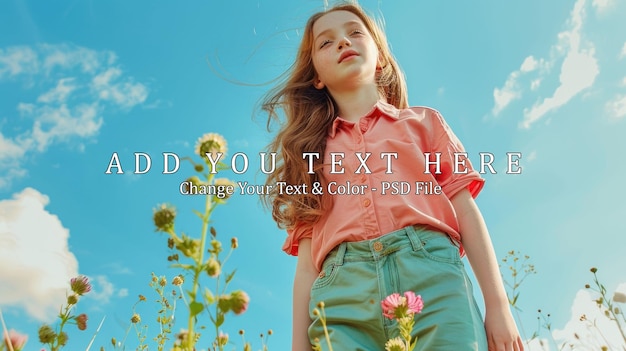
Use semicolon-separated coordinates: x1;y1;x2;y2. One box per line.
338;50;359;63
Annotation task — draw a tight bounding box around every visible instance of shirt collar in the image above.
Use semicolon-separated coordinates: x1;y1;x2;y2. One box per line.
328;100;400;138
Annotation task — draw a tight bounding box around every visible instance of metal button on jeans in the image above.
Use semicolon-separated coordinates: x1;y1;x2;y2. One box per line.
373;241;383;252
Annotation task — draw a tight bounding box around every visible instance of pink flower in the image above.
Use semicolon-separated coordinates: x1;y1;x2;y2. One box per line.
404;291;424;314
381;293;404;319
70;275;92;295
381;291;424;320
4;329;28;351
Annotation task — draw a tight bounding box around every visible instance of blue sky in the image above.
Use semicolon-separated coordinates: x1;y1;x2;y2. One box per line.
1;0;625;350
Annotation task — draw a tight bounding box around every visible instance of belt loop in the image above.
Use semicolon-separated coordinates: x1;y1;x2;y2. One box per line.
335;243;347;266
405;225;422;252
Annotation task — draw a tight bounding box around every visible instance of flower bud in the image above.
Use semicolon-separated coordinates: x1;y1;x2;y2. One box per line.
38;325;56;344
58;332;68;346
75;313;88;331
230;290;250;315
67;294;79;305
131;313;141;324
206;257;221;278
231;237;238;249
211;239;222;253
217;332;228;346
4;329;28;351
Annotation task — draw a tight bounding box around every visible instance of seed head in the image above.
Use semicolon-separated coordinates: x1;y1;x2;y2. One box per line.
153;203;176;232
131;313;141;324
172;275;184;286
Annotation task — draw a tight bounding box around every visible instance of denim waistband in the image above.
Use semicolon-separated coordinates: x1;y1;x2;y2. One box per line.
324;225;456;267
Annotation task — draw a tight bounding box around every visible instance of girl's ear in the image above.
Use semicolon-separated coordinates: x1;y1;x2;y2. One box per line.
313;78;325;90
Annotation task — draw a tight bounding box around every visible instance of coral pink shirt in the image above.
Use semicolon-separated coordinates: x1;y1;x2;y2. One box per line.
283;100;484;271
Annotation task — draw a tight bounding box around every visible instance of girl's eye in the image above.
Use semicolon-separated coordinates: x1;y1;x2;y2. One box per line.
319;40;332;49
350;29;364;36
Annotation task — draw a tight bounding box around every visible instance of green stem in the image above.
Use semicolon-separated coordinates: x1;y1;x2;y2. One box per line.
52;304;72;351
186;172;215;350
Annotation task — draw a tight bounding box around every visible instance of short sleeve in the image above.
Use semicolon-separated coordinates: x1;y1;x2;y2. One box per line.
282;221;313;256
428;110;485;199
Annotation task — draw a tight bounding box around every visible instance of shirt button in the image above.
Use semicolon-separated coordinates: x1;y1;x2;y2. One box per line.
373;242;383;252
363;198;371;207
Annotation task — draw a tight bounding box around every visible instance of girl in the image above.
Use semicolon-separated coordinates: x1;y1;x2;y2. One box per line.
261;2;523;351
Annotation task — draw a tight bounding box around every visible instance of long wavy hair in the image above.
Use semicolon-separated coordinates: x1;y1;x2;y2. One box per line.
261;2;408;229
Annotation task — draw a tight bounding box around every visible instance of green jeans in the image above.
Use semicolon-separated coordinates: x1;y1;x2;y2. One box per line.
308;225;488;350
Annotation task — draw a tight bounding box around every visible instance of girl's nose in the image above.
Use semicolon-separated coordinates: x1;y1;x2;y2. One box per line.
338;37;351;50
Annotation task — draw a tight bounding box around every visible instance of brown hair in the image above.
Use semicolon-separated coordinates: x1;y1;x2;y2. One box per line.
261;2;408;229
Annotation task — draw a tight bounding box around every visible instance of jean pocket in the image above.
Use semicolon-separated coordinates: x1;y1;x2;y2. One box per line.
311;262;340;290
416;231;462;265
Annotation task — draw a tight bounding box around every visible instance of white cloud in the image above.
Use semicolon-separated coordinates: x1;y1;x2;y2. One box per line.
530;79;542;91
551;284;626;350
0;188;79;322
491;55;547;116
605;94;626;120
91;68;148;109
0;43;149;187
0;46;38;78
592;0;613;13
520;56;539;73
0;133;30;191
620;42;626;59
87;275;116;304
492;71;521;116
39;43;114;75
521;0;599;129
37;77;77;104
29;103;102;151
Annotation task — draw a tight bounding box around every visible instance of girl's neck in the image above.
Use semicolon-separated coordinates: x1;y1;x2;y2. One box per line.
331;85;381;122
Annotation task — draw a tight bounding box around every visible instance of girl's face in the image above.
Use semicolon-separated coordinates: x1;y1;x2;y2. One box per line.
311;10;380;92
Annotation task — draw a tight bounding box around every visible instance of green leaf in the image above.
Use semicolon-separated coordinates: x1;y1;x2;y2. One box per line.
187;289;196;300
216;313;224;327
192;209;204;219
170;263;194;270
225;269;237;284
189;301;204;317
204;287;215;305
